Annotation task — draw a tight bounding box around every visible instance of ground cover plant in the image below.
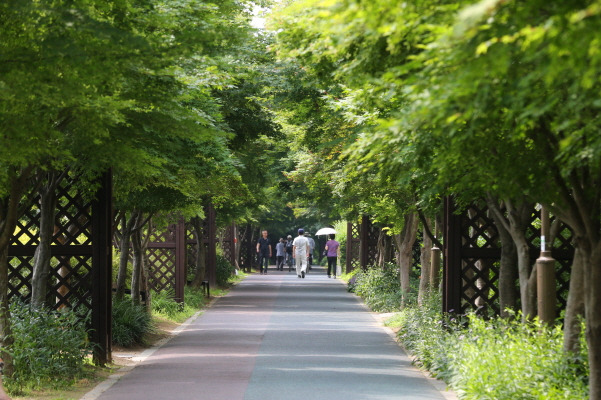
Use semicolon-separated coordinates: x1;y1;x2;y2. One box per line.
5;301;92;395
385;296;589;400
112;298;154;347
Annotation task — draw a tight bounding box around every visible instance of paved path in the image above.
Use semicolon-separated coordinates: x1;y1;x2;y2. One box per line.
95;266;454;400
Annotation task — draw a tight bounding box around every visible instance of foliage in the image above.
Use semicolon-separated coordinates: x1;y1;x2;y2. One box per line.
388;296;589;400
112;297;153;347
216;255;236;287
4;301;91;393
351;264;403;312
151;286;207;323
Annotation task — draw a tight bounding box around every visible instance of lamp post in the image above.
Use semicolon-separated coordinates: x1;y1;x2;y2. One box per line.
537;206;556;324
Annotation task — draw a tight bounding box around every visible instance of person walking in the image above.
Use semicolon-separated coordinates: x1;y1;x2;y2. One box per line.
285;235;294;271
275;238;285;271
325;234;341;278
256;230;272;275
292;229;310;278
305;232;315;271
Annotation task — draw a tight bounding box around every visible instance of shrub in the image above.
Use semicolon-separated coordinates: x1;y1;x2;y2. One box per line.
447;314;588;400
215;255;235;287
112;297;153;347
390;296;589;400
151;286;207;323
5;301;91;393
351;263;403;312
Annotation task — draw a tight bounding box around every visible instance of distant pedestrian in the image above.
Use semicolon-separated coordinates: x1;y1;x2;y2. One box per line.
285;235;294;270
325;234;340;278
256;230;272;275
293;229;310;278
276;238;285;271
305;232;315;271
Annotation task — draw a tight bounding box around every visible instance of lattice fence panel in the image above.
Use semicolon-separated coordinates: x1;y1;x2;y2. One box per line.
445;199;575;317
221;225;235;266
459;204;501;314
185;223;198;282
147;247;176;293
346;222;360;273
239;224;256;272
364;220;379;267
147;226;177;294
8;178;94;318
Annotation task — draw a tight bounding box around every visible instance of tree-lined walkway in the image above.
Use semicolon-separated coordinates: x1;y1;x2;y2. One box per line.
94;267;454;400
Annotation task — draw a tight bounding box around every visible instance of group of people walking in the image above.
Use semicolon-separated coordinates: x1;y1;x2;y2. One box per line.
255;229;340;278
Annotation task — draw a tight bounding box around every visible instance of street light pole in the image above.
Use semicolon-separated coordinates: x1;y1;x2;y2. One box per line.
537;206;556;324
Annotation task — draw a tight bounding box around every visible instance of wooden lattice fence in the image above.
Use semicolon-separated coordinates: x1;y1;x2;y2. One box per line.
8;172;112;364
443;197;574;316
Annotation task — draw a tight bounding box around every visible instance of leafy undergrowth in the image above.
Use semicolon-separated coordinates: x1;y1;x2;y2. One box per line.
4;302;93;396
384;296;589;400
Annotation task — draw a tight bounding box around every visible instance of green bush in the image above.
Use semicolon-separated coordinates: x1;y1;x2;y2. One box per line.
112;297;153;347
390;296;589;400
351;263;403;312
447;314;588;400
151;286;207;323
216;255;235;287
5;301;91;393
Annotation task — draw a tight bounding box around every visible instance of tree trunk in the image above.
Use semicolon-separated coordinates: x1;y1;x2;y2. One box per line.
487;195;535;320
563;246;585;353
129;211;147;306
141;219;152;312
31;187;58;308
0;247;14;379
497;220;518;317
418;219;432;306
115;212;137;300
191;217;207;288
130;226;143;306
585;240;601;400
394;212;419;306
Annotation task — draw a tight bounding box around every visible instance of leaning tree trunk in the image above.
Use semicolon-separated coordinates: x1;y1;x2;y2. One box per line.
130;226;143;306
31;187;58;308
487;198;518;317
418;218;432;306
563;246;585;353
115;212;137;300
394;213;419;306
191;217;207;288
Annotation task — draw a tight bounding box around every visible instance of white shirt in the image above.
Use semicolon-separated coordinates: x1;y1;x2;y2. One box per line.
292;236;309;256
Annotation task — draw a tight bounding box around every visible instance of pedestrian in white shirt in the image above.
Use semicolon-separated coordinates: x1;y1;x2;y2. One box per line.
292;229;310;278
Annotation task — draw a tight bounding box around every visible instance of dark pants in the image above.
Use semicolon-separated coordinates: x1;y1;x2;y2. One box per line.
276;256;284;270
258;253;269;273
327;256;337;277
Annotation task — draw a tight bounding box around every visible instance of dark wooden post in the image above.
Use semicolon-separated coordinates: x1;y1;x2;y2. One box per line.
346;222;353;273
174;219;186;304
91;171;112;365
443;196;462;314
360;215;370;270
206;203;217;287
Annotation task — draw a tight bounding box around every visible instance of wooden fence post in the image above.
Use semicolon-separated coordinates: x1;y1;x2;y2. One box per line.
91;170;112;365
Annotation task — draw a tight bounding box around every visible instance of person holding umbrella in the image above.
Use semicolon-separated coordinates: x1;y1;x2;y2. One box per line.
325;233;340;278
